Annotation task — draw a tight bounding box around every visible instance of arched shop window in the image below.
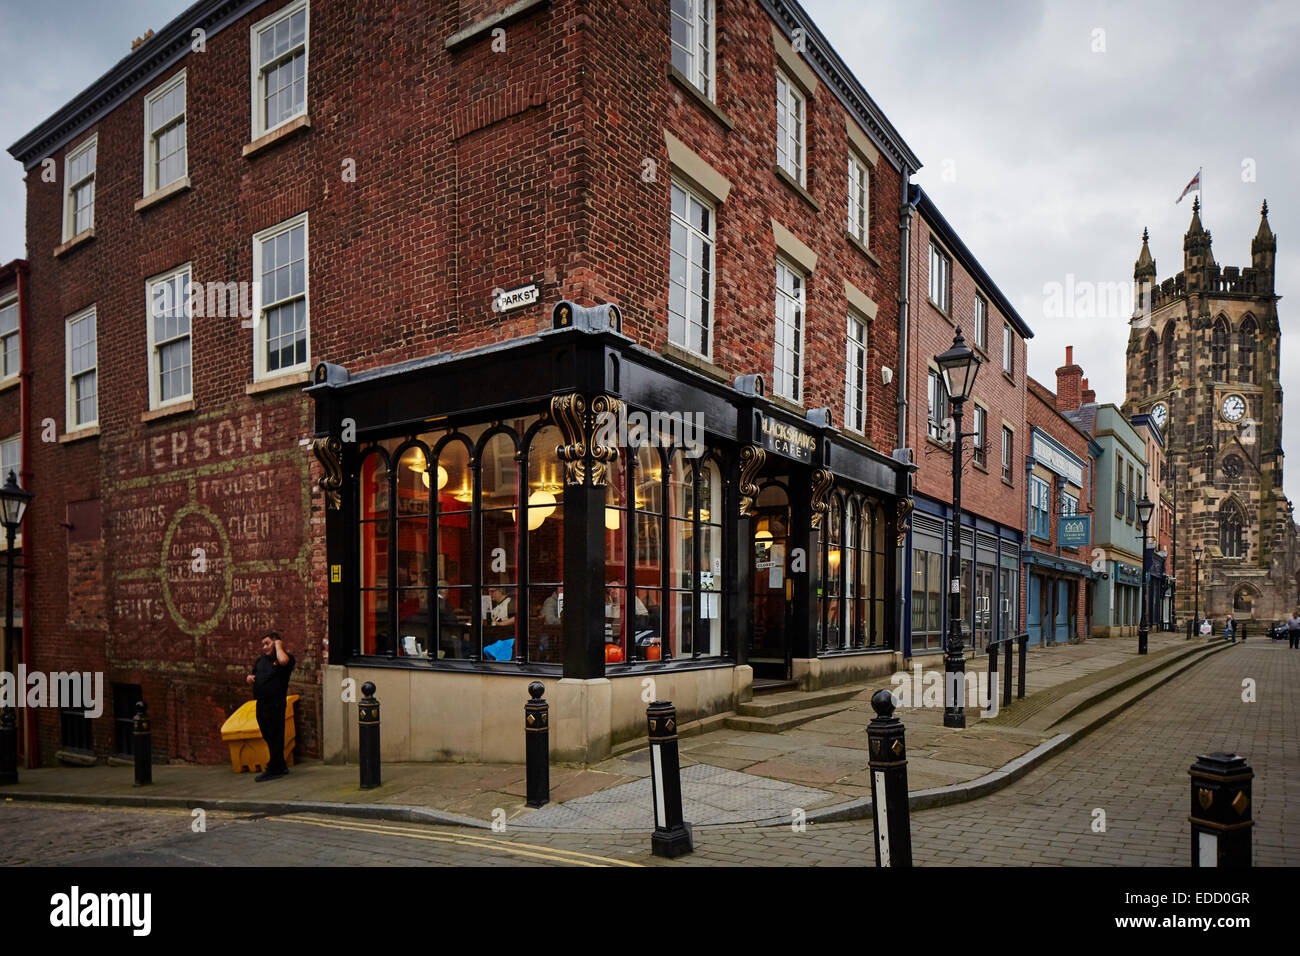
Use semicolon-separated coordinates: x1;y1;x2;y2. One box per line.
821;495;843;650
631;445;665;662
821;488;889;653
604;440;630;660
845;498;860;648
359;444;393;656
525;425;564;664
434;434;474;660
478;430;519;661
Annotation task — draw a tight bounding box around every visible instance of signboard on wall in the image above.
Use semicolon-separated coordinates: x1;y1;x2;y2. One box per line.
1058;515;1091;547
757;413;816;463
1031;431;1084;486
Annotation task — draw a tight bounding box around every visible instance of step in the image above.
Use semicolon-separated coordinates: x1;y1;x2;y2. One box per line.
738;684;865;718
752;679;798;696
726;699;860;734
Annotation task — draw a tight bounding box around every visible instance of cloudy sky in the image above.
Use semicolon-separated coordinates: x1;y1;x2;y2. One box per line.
1;0;1297;500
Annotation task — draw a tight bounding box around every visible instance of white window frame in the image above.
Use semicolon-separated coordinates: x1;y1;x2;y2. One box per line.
1003;323;1014;375
929;240;950;313
668;178;715;359
773;257;806;403
775;71;806;187
670;0;715;100
62;134;97;242
0;434;19;549
0;293;19;384
252;212;310;381
1001;425;1013;482
250;0;309;139
973;294;987;350
972;404;987;466
927;369;948;443
847;151;869;244
844;312;868;433
146;263;194;409
142;69;187;195
65;306;98;431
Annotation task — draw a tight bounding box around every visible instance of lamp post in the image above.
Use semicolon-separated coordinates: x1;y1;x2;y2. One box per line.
1192;544;1203;637
1137;494;1153;655
935;328;982;729
0;469;32;786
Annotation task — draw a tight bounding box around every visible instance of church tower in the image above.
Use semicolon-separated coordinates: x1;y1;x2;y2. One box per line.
1123;200;1299;623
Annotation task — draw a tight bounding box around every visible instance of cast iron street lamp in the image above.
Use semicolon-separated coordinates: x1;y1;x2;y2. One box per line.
1192;543;1203;638
0;469;32;785
935;328;982;729
1137;494;1153;655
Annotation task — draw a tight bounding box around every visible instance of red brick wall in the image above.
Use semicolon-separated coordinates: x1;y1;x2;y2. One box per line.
907;214;1026;532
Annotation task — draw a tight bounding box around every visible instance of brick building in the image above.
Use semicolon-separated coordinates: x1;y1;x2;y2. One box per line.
902;187;1031;655
1022;360;1098;645
5;0;933;766
0;259;30;761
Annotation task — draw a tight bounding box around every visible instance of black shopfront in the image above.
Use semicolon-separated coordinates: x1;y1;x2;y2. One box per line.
308;303;911;696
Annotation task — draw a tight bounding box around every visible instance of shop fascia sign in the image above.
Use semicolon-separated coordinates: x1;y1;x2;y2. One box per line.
1031;431;1084;487
492;283;540;313
1058;514;1091;547
758;413;816;463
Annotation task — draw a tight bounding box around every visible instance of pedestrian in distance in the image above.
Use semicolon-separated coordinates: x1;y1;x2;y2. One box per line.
245;630;295;781
1288;612;1300;650
1224;612;1236;643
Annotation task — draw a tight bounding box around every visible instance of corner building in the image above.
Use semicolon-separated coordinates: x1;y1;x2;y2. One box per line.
7;0;925;766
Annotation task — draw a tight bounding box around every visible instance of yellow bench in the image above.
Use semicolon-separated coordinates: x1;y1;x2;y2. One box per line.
219;695;299;774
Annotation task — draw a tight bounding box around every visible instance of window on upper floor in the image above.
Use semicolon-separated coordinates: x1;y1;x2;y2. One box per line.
1143;331;1159;391
252;0;308;139
927;369;949;444
847;152;869;244
1238;316;1257;384
0;434;20;487
1115;453;1124;518
66;306;98;430
147;264;193;408
773;258;805;402
1162;322;1175;387
844;314;867;433
668;179;714;359
972;405;986;466
63;135;97;241
1001;426;1013;482
144;70;186;194
1062;491;1079;516
670;0;714;99
1030;476;1050;539
0;295;18;382
928;241;950;313
253;213;309;380
1002;324;1014;375
1127;463;1135;522
973;295;987;351
1220;501;1246;558
1211;317;1230;381
775;71;805;187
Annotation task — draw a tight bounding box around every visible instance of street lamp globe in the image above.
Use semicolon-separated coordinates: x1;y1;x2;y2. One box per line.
1193;544;1203;562
0;470;31;530
935;327;982;403
1137;494;1154;529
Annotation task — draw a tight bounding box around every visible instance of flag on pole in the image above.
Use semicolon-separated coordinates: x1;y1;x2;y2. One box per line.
1176;168;1201;204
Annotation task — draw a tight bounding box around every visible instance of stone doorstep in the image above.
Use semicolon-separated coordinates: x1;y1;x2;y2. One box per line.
736;684;866;718
725;701;862;734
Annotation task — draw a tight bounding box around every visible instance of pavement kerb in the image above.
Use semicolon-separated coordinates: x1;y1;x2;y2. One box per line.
0;640;1237;835
793;639;1236;826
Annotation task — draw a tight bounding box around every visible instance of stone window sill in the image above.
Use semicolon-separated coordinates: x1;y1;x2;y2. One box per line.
141;398;196;423
247;369;311;395
661;342;729;383
54;229;94;258
135;176;192;213
928;298;953;324
926;435;952;454
667;66;735;130
243;114;312;159
445;0;549;51
769;393;805;416
59;425;100;444
846;231;881;268
0;376;19;395
1004;370;1016;385
774;165;820;212
1002;477;1015;488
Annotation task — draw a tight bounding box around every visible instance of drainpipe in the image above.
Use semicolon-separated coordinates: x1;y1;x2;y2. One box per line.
15;260;33;767
896;172;915;451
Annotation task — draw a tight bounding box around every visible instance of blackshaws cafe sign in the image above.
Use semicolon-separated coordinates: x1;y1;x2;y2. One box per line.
758;413;816;463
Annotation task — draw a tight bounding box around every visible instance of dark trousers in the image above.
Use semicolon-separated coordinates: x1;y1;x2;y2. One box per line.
1290;630;1299;649
255;697;289;774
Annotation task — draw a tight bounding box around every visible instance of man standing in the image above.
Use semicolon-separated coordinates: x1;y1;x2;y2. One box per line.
245;631;295;781
1288;612;1300;650
1224;612;1236;643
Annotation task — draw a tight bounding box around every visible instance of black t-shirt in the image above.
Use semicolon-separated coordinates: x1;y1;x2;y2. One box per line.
253;652;295;702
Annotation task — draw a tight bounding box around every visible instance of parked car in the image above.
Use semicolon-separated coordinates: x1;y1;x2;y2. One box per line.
1268;621;1288;640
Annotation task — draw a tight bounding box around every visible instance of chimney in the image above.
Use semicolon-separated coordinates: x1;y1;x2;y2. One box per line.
1081;377;1096;404
1055;346;1084;413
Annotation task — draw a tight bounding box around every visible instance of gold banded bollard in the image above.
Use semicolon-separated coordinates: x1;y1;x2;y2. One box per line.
359;681;381;791
1190;752;1253;867
867;689;911;866
133;701;152;786
647;700;693;858
525;681;550;808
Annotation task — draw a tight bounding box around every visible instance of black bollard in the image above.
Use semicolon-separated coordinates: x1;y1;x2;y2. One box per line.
1189;752;1253;867
1017;634;1028;699
1002;637;1013;706
133;701;152;786
358;681;381;791
867;689;912;867
0;706;17;785
646;700;693;858
524;681;549;808
985;642;999;718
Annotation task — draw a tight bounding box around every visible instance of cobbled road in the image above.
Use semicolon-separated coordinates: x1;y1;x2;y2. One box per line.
1;640;1294;867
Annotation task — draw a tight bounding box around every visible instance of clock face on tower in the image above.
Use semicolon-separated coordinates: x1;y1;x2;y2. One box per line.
1221;394;1247;423
1151;402;1168;429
